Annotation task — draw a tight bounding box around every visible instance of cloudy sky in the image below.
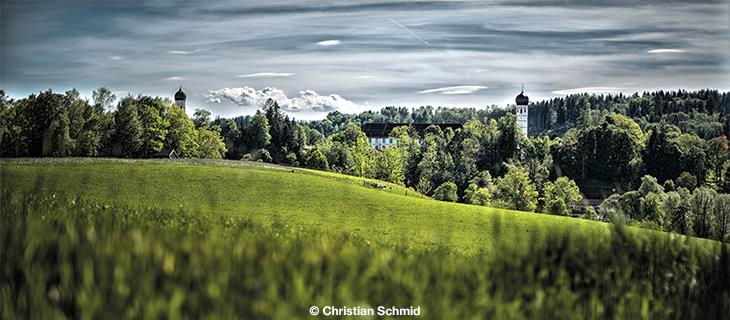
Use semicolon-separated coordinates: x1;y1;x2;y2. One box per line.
1;0;728;119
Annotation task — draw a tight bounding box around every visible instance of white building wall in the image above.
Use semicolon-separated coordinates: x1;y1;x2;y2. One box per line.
368;137;399;150
516;105;528;136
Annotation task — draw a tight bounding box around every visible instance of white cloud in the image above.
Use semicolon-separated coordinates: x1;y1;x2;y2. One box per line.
317;40;341;46
552;87;624;95
355;75;374;79
167;50;192;55
165;76;185;81
647;49;686;54
109;56;124;61
236;72;294;78
205;86;361;112
418;85;488;95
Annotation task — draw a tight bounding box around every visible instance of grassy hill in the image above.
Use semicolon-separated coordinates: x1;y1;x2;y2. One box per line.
2;158;609;256
2;158;727;318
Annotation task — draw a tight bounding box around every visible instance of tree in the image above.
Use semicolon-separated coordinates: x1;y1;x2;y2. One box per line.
706;135;728;184
566;114;645;183
304;147;329;170
723;163;730;193
714;194;730;242
369;147;405;185
433;182;458;202
113;97;143;157
193;108;212;129
137;101;168;157
638;175;664;196
197;127;227;159
390;125;422;188
663;189;694;235
247;111;271;151
329;122;371;176
542;177;582;215
263;99;296;163
165;106;199;157
640;192;665;228
416;126;455;194
495;166;538;212
92;87;116;112
691;187;717;238
464;183;491;206
676;172;697;190
452;120;483;189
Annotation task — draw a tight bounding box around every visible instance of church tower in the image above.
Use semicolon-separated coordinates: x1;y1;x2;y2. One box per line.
174;86;186;111
515;86;529;136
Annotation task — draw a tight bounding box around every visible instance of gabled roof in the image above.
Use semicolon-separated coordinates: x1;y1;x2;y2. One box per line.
152;149;179;158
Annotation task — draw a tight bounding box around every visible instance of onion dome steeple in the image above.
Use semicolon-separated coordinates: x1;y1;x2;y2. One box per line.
175;86;186;101
515;85;529;105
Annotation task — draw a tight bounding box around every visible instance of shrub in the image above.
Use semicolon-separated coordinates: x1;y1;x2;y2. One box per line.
432;182;458;202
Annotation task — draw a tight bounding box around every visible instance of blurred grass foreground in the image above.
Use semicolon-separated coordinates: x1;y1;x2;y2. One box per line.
1;190;728;319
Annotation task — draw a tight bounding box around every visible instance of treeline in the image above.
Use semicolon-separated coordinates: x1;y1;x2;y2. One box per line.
0;89;226;159
529;89;730;137
300;90;730;139
603;176;730;242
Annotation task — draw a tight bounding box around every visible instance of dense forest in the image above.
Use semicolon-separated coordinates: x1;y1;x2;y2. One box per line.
1;88;729;242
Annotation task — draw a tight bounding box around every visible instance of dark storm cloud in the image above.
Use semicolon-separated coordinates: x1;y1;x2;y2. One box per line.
1;0;728;117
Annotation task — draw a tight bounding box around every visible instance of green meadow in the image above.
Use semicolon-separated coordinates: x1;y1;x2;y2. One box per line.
1;159;728;318
1;158;609;256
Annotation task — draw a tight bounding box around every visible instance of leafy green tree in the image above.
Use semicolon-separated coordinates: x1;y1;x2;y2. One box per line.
92;87;116;112
304;147;329;170
137;101;168;157
433;181;458;202
193;109;212;129
464;183;491;206
676;172;697;190
416;126;455;194
691;187;718;238
452;120;483;189
247;111;271;151
113;97;143;157
0;90;19;156
723;163;730;193
714;194;730;242
325;142;353;173
329;122;371;176
197;127;227;159
496;114;521;170
165;106;199;157
663;189;694;235
390;125;422;188
215;118;241;159
495;166;539;212
640;193;665;228
90;88;117;156
638;175;664;196
10;90;72;156
542;177;582;215
369;147;405;185
568;114;645;183
705;135;728;184
644;124;682;182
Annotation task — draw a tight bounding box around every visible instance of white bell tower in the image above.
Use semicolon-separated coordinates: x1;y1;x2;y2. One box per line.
515;85;529;136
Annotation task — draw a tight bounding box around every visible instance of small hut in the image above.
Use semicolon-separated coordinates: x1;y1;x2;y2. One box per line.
152;149;179;159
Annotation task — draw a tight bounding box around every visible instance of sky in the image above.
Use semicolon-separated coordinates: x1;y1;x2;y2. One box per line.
1;0;729;119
